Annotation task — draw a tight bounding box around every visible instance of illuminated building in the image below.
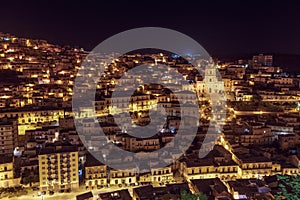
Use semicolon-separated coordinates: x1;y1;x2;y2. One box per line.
195;61;224;100
109;168;137;187
151;165;173;185
235;154;273;179
0;107;65;135
180;147;239;181
281;164;299;176
122;134;160;152
85;154;107;188
108;92;157;115
38;144;79;192
0;156;20;187
252;54;273;67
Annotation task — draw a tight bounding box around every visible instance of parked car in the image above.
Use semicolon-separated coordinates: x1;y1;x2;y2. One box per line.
65;189;71;193
32;187;39;191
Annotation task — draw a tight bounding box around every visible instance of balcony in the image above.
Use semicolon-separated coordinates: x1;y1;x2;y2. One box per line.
60;154;71;159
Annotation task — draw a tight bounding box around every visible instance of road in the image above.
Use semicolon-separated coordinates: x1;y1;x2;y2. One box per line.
234;110;278;115
3;185;139;200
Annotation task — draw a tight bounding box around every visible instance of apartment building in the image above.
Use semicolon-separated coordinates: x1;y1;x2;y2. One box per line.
38;144;79;192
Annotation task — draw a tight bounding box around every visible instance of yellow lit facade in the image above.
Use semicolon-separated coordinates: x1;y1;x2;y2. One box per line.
85;155;107;187
109;169;136;186
85;165;107;187
38;150;79;191
180;162;239;181
151;165;173;185
0;109;65;135
0;157;20;187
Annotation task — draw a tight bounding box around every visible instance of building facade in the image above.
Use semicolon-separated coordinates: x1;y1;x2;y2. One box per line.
38;145;79;191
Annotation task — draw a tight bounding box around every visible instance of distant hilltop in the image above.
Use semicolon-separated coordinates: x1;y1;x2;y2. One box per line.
217;53;300;74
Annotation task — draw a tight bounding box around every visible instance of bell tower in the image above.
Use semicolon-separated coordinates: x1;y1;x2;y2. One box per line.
204;59;222;94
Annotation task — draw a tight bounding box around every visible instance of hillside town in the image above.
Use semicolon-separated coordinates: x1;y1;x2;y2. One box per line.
0;32;300;200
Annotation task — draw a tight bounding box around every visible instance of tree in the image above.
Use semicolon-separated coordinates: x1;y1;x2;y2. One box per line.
21;177;30;185
275;175;300;199
178;190;207;200
21;174;39;187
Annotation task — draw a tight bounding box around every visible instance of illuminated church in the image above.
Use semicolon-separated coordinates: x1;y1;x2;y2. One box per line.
195;61;225;100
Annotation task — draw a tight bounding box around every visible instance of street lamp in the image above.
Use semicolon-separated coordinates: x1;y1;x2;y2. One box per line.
38;192;44;200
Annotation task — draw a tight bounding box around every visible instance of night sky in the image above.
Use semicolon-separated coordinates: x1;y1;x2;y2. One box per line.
1;0;300;57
